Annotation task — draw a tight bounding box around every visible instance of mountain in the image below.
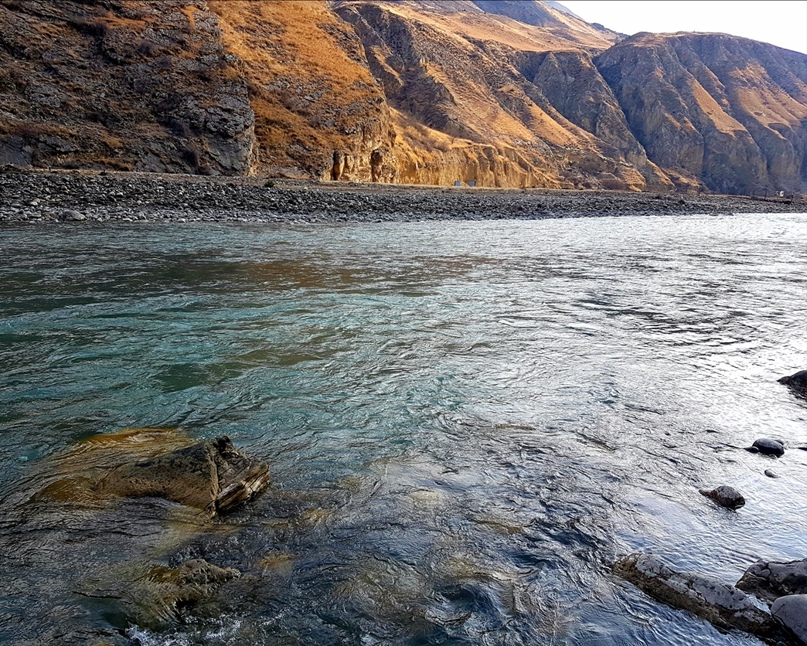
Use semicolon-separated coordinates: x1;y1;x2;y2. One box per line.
1;0;805;194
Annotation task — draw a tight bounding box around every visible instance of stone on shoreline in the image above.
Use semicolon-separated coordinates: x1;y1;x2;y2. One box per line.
98;435;269;516
699;485;745;509
736;558;807;602
613;553;774;636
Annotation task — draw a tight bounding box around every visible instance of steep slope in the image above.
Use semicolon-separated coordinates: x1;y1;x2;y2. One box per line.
207;0;397;181
0;0;254;174
335;0;661;189
1;1;806;193
596;33;807;193
471;0;619;49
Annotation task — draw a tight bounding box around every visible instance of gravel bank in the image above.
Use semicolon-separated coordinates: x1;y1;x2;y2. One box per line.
1;169;804;224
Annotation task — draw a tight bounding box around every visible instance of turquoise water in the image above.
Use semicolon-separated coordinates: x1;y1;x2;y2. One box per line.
1;214;806;644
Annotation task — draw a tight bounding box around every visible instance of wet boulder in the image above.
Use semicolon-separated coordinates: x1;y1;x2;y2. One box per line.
736;558;807;602
699;485;745;509
613;553;774;635
779;370;807;397
746;438;785;457
98;436;269;516
771;595;807;644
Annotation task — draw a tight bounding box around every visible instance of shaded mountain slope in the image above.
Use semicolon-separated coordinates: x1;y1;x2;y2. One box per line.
595;32;807;193
0;0;255;174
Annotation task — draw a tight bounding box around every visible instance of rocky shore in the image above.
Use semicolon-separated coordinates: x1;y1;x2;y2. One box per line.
1;169;804;224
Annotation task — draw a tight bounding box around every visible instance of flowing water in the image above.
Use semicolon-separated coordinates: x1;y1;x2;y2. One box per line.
0;213;806;645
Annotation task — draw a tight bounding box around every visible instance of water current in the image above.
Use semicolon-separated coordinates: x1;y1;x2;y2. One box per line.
1;213;806;645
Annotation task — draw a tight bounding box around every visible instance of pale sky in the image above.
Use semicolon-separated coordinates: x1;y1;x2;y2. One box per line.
561;1;807;54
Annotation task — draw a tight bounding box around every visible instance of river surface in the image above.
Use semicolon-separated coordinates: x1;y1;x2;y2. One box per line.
1;214;806;645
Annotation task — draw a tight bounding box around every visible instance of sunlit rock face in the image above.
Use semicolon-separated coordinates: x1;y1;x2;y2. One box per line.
1;1;806;192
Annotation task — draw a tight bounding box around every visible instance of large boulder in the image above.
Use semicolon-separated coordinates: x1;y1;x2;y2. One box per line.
613;553;774;636
779;370;807;397
746;438;785;457
736;559;807;602
98;435;269;516
771;595;807;644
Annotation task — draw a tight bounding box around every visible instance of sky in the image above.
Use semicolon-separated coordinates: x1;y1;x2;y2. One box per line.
560;1;807;54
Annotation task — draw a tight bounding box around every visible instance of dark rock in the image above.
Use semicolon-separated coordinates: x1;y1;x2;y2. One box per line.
779;370;807;397
613;553;774;635
98;436;270;516
771;595;807;644
736;559;807;602
699;485;746;509
751;438;785;457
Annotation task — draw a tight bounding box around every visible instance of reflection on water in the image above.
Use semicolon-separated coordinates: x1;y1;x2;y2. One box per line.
0;214;806;645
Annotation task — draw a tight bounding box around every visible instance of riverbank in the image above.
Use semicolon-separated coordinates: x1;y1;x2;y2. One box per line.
0;168;804;224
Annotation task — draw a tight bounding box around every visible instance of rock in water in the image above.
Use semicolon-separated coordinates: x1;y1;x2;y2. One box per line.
699;485;745;509
613;553;774;635
749;438;785;457
98;436;269;516
127;559;241;630
771;595;807;644
779;370;807;397
736;559;807;602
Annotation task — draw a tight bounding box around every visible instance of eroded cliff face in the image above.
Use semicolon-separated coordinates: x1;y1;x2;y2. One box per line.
1;1;806;193
334;0;654;190
207;0;397;182
596;33;807;193
0;0;255;174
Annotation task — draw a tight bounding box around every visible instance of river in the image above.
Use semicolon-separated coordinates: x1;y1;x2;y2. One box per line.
1;213;806;645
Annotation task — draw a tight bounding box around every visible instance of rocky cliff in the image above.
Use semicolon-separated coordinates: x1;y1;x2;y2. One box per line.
0;0;255;174
595;33;807;194
1;0;805;193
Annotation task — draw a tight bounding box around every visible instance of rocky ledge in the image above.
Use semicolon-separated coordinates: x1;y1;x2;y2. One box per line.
615;554;807;644
0;169;804;224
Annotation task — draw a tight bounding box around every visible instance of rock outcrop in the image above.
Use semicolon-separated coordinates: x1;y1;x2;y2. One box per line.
613;553;775;636
99;435;270;516
208;0;398;182
771;595;807;644
736;558;807;602
128;558;241;629
748;438;786;457
0;0;255;174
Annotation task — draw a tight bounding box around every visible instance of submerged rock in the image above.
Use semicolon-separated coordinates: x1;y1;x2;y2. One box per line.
613;553;774;635
771;595;807;644
98;435;269;516
747;438;785;457
699;485;745;509
106;558;242;631
779;370;807;397
736;558;807;602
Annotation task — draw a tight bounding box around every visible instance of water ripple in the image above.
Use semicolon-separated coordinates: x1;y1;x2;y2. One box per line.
0;214;806;644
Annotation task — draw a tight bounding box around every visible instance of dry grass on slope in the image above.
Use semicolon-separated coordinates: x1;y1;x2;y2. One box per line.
208;0;392;177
